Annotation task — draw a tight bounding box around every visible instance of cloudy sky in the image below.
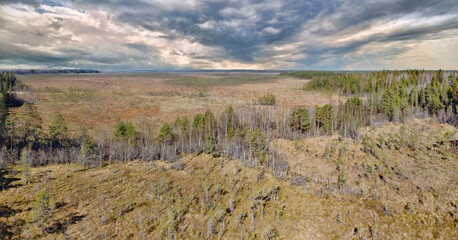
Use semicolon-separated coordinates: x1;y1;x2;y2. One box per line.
0;0;457;71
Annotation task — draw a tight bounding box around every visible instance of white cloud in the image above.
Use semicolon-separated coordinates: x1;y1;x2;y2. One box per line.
0;0;457;70
263;27;281;35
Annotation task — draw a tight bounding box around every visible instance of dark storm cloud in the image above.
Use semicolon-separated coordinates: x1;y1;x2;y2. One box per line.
290;0;458;69
68;0;458;64
0;41;78;64
0;0;41;7
107;0;327;61
336;0;453;26
303;17;458;60
1;0;458;70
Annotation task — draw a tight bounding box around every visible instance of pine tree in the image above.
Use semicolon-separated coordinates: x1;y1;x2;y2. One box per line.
409;87;419;110
0;93;7;144
181;117;190;138
448;74;458;113
425;80;444;114
193;113;204;132
6;102;44;148
339;97;364;138
379;87;399;121
113;120;137;145
113;120;127;140
78;127;94;162
204;134;215;154
315;104;334;135
124;121;137;146
203;110;216;135
220;106;238;140
49;113;68;146
158;122;174;144
289;108;311;133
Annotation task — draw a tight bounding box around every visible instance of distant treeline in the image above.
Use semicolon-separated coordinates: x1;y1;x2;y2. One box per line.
2;69;101;74
279;71;340;79
293;70;456;95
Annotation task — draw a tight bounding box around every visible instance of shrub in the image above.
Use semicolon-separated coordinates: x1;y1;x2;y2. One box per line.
172;161;186;171
257;93;276;105
290;175;307;187
204;134;215;154
19;148;31;184
263;226;279;239
337;168;347;189
29;188;55;231
247;128;267;166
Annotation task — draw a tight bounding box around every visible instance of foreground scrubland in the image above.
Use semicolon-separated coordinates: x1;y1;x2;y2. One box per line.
1;119;456;239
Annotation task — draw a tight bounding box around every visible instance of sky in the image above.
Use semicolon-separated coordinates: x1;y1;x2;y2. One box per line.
0;0;457;71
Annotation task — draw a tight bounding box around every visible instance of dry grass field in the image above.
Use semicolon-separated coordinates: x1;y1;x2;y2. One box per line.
19;72;343;134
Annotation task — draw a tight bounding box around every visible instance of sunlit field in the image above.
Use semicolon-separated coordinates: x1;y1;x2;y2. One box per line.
20;72;343;134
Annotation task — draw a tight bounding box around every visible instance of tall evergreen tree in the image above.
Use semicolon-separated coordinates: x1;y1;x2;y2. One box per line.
290;108;311;133
49;113;68;146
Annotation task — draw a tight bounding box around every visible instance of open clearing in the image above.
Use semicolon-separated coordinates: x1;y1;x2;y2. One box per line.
21;72;343;134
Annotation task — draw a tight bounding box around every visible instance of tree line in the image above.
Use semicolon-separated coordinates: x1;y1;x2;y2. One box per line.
279;71;339;79
296;70;457;124
1;70;457;178
3;69;101;74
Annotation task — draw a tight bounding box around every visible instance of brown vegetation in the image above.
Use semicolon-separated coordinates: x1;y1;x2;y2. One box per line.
1;118;456;239
1;71;457;239
20;73;342;133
